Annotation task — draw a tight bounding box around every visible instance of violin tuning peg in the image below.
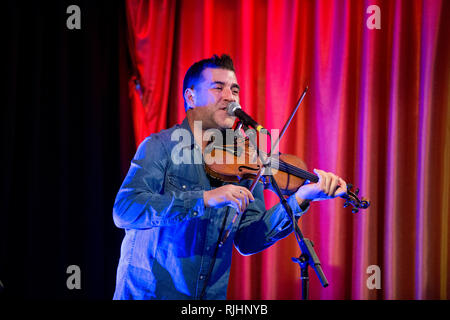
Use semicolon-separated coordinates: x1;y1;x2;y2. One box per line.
355;188;360;195
347;183;353;190
352;208;359;214
343;202;349;208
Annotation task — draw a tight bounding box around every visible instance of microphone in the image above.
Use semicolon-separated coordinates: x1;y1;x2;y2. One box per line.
226;102;269;134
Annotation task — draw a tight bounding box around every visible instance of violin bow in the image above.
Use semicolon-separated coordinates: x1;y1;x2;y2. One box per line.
270;86;308;156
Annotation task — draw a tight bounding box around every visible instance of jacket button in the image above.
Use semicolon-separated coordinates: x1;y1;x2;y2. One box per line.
193;211;198;216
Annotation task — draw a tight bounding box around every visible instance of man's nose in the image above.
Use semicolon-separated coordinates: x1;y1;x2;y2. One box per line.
222;87;236;101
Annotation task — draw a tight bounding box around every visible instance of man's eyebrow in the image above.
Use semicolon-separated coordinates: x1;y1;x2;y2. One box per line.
211;81;240;90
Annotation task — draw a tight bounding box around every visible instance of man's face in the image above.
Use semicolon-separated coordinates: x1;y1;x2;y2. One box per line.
190;68;240;129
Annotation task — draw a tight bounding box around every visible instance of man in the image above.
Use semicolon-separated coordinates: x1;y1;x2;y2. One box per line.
113;54;347;299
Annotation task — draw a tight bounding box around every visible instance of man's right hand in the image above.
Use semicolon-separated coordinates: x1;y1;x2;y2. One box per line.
203;184;255;213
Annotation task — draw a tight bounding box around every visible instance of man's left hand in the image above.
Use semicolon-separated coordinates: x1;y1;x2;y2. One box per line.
295;169;347;205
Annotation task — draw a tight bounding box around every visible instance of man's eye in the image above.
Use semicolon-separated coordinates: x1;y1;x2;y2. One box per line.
214;87;223;90
232;90;239;95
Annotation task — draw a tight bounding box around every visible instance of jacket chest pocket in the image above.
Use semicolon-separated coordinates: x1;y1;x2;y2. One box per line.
165;174;204;193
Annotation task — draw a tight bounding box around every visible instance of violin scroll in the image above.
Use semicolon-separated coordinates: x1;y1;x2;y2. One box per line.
342;183;370;213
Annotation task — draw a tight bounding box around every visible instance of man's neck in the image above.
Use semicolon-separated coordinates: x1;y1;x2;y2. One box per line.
186;111;209;150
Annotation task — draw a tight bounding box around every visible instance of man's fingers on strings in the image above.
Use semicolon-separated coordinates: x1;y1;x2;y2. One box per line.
321;172;330;195
329;174;339;197
335;177;347;197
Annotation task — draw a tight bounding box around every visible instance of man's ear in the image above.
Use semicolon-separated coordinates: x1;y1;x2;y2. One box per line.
184;88;196;110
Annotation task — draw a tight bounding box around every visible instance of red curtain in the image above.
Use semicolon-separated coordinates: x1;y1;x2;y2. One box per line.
124;0;450;299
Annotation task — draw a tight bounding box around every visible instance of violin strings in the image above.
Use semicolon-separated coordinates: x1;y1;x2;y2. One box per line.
221;138;319;182
226;140;353;198
270;157;319;182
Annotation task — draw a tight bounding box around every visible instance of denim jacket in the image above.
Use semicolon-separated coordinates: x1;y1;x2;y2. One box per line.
112;118;308;300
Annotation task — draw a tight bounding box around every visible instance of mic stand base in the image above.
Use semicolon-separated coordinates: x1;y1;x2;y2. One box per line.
292;244;314;300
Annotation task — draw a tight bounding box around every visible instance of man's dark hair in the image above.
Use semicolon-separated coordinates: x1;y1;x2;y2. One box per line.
183;54;236;110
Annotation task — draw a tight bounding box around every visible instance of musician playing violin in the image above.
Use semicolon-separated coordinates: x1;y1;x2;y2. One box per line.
113;54;347;300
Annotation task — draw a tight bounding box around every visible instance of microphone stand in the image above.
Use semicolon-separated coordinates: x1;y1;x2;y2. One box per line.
248;87;328;299
250;155;328;299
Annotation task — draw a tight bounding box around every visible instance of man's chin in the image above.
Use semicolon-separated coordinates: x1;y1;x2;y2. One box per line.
216;116;236;129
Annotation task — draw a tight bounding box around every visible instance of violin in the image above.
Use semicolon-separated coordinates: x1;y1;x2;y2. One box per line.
204;133;370;213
